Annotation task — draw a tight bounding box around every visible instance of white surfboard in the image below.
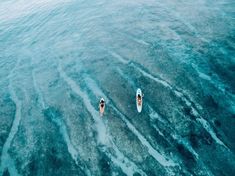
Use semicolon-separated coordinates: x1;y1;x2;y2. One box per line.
136;88;143;113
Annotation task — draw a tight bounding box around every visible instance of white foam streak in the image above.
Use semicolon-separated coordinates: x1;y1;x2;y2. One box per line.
112;105;176;167
196;118;227;148
132;63;227;148
109;142;147;176
0;59;21;176
108;51;129;64
58;62;108;144
32;62;84;169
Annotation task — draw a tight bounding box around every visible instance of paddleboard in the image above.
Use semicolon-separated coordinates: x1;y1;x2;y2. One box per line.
136;88;143;113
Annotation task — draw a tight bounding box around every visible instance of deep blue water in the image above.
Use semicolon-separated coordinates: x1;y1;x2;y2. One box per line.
0;0;235;175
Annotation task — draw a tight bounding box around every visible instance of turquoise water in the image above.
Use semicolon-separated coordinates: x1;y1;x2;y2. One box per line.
0;0;235;175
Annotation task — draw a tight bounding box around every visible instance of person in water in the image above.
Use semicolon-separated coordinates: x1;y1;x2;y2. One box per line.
137;94;141;105
100;99;105;108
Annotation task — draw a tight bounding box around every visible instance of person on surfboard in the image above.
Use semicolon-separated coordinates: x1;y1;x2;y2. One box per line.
99;98;105;116
136;88;143;113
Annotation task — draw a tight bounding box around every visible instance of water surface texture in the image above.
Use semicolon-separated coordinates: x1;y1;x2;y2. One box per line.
0;0;235;175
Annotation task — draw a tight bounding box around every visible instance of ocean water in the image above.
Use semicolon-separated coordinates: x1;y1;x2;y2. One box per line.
0;0;235;175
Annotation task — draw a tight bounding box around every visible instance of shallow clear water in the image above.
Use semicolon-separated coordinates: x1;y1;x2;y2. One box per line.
0;0;235;175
